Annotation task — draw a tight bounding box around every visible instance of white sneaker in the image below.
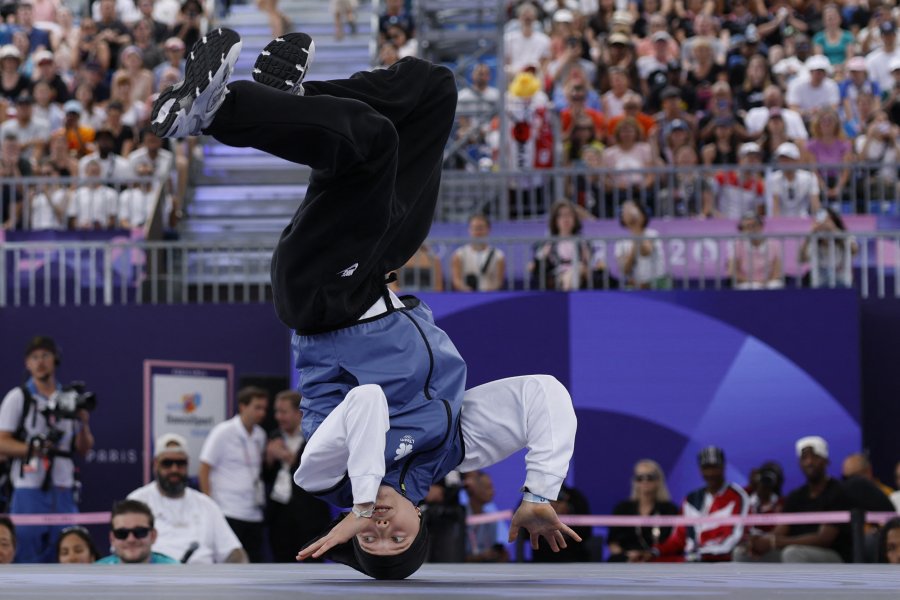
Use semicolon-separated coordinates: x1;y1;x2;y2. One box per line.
252;32;316;96
150;28;242;138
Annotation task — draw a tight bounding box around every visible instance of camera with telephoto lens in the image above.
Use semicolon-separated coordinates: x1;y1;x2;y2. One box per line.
46;382;97;420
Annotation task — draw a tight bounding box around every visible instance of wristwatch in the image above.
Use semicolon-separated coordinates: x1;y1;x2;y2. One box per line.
352;503;374;518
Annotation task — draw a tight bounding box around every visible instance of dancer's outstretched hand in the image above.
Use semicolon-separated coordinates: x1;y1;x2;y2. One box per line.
508;502;582;551
297;513;370;561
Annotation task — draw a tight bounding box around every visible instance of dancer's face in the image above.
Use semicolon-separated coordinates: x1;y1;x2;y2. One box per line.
355;486;420;555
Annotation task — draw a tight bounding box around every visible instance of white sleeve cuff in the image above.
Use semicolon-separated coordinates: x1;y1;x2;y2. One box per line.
523;472;565;502
350;474;383;506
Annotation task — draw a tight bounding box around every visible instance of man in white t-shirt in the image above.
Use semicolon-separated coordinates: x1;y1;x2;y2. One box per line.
199;387;268;562
129;433;246;564
744;87;809;140
786;55;840;119
768;142;821;217
67;160;119;229
866;21;900;93
504;3;551;75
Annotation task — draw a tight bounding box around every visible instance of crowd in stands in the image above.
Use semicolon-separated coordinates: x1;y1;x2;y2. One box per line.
450;0;900;220
0;0;200;232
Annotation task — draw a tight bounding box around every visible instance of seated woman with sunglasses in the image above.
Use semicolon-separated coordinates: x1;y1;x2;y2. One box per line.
96;499;179;564
606;459;678;562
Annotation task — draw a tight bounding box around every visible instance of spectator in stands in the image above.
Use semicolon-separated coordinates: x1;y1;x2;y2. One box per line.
78;127;133;183
854;111;899;206
45;130;77;175
393;244;444;291
607;91;655;140
103;100;135;157
745;85;809;141
199;387;268;563
1;93;50;162
563;115;605;210
879;517;900;563
841;57;881;126
30;0;59;25
560;78;605;139
813;3;855;65
56;525;100;564
97;499;179;564
736;55;771;115
657;117;693;165
866;21;900;93
95;0;132;70
129;433;247;564
740;436;853;562
135;0;170;44
31;50;69;104
758;2;810;52
32;81;64;131
115;46;153;106
758;108;804;163
14;0;51;54
769;142;820;216
28;162;69;230
842;453;894;498
698;82;746;145
682;37;725;113
451;214;506;292
457;63;500;116
702;116;741;165
51;6;78;70
74;82;106;128
74;19;111;73
0;133;32;229
615;199;668;289
654;86;696;146
0;516;15;564
746;462;785;533
329;0;356;41
530;200;593;290
632;446;750;562
461;471;509;562
799;208;857;288
386;24;417;59
601;117;656;214
607;459;678;563
729;211;783;290
505;3;551;76
706;142;765;218
130;127;173;179
0;45;31;101
548;36;596;103
376;41;400;69
662;145;711;216
806;107;854;207
67;158;118;229
379;0;414;41
263;390;332;563
118;160;155;228
153;37;185;89
109;73;147;128
131;20;164;71
787;55;840;119
600;65;631;119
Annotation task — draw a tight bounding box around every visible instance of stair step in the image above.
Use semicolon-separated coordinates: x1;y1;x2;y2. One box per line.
193;184;307;202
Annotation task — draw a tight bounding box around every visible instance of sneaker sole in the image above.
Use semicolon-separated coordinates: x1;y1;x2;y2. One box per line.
252;33;316;94
151;28;242;138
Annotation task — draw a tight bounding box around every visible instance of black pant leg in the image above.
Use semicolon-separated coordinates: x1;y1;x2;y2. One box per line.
226;517;265;563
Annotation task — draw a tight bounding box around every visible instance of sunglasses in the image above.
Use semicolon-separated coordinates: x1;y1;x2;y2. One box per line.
633;474;660;482
159;458;187;468
112;526;151;540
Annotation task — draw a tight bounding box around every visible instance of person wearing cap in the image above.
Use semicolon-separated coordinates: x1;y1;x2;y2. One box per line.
840;57;882;130
729;210;784;290
54;99;96;157
504;3;551;76
769;141;820;216
128;433;247;564
0;336;94;563
635;14;678;61
705;142;765;218
96;499;179;564
786;55;840;118
0;44;31;101
637;30;680;112
0;93;50;161
740;436;853;563
654;87;696;151
813;4;855;66
630;447;750;563
31;49;70;104
115;45;154;106
153;37;186;89
865;21;900;92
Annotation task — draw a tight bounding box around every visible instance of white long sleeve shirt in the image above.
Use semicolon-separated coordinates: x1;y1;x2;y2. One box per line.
294;374;577;505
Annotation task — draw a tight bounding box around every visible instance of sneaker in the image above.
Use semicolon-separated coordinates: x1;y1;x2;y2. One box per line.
252;32;316;95
150;28;242;138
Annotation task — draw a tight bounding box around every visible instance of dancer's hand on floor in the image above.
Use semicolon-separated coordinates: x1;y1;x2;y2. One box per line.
297;511;371;561
509;501;582;551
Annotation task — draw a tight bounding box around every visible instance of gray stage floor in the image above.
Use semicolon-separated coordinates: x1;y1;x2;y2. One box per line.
1;563;899;599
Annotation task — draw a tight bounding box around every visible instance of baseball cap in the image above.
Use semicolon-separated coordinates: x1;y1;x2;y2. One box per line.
795;435;829;459
0;44;22;61
164;37;186;50
660;85;681;100
609;32;631;45
552;8;574;23
15;92;33;105
611;10;633;26
698;446;726;467
155;433;189;457
775;141;800;159
847;56;867;72
652;31;671;43
805;54;832;73
738;141;762;157
63;99;83;114
881;21;896;35
33;49;54;64
745;24;760;43
669;118;689;131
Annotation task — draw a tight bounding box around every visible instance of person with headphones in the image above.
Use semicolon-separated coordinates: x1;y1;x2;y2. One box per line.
0;336;94;563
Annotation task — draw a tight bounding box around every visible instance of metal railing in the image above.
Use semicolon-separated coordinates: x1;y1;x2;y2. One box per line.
2;231;898;307
436;162;900;222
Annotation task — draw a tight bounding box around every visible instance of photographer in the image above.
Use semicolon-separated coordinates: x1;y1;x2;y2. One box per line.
0;336;94;563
